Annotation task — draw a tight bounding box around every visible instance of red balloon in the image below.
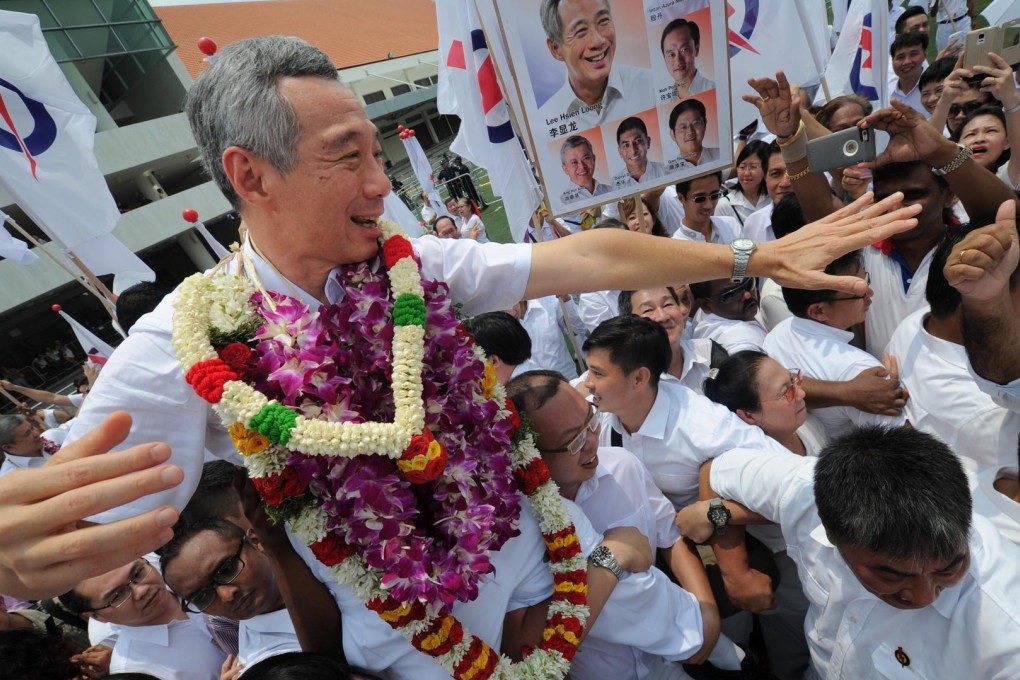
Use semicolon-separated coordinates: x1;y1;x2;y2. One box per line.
182;208;199;223
397;125;405;132
408;129;416;137
51;304;62;312
197;37;217;56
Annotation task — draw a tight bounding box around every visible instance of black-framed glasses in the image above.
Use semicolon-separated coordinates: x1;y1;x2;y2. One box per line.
761;369;803;404
90;560;152;612
538;404;600;456
179;540;246;613
709;276;757;304
690;189;727;204
828;272;871;302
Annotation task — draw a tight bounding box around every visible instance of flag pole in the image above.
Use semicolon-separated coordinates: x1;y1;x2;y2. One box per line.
2;214;116;316
793;0;832;101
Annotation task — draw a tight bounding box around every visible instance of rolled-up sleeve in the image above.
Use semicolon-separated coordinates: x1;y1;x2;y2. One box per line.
414;236;532;316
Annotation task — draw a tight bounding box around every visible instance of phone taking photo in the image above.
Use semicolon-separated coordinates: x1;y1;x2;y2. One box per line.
806;127;877;175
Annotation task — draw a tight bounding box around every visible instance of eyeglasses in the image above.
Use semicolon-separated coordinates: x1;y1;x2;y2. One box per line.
828;272;871;302
179;540;246;613
674;119;706;134
708;276;757;304
762;369;803;404
949;101;984;117
689;189;727;204
90;560;153;612
737;163;762;173
539;404;600;456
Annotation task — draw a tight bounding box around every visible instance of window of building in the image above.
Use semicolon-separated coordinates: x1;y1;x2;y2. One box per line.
363;91;386;105
390;84;411;97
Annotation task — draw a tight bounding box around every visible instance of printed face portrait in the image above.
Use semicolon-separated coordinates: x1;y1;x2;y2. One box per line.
661;23;699;86
670;106;706;158
617;125;650;175
546;0;617;100
561;138;598;190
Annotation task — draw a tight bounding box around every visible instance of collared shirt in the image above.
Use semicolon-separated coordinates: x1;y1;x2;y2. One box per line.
715;189;771;227
759;278;792;331
764;316;905;438
740;203;776;243
888;74;928;118
521;296;581;380
97;613;226;680
597;380;790;509
611;160;669;191
0;452;46;478
886;309;1020;472
864;245;933;358
658;70;716;104
710;449;1020;680
577;288;619;333
538;64;655;139
238;607;300;671
671;215;741;245
560;180;613;209
668;146;719;171
692;311;768;354
972;467;1020;549
570;447;704;680
970;370;1020;415
460;214;489;243
71;235;532;519
655;185;686;235
673;337;714;395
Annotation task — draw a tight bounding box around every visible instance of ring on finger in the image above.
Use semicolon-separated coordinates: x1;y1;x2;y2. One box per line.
959;249;969;263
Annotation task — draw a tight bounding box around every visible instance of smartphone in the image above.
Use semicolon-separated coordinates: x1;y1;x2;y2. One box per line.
962;19;1020;70
806;127;876;175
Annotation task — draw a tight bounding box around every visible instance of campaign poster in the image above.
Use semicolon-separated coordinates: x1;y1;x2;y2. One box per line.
492;0;732;218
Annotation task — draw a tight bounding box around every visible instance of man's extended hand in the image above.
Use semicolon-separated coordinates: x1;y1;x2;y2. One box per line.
0;412;182;599
845;364;908;416
859;100;958;168
721;567;777;614
675;500;715;544
743;71;800;139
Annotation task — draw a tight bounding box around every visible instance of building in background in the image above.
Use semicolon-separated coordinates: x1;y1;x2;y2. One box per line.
0;0;449;386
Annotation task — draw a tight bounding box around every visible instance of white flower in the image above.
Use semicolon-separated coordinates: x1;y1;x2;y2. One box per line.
208;273;257;333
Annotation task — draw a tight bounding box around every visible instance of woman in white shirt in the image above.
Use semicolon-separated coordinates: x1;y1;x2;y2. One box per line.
419;192;437;228
953;106;1019;190
703;350;827;457
456;198;488;243
715;141;771;227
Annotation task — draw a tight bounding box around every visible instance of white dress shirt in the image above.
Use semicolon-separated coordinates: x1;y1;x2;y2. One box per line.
758;278;792;330
764;317;905;438
597;380;791;509
740;203;776;243
612;160;669;190
659;70;716;104
538;64;655;138
0;452;47;478
460;214;489;243
711;448;1020;680
671;216;741;245
571;447;704;680
672;337;714;396
70;236;532;519
970;370;1020;415
521;296;580;380
238;607;300;671
692;311;768;354
971;467;1020;549
863;245;933;359
715;190;771;227
560;180;613;208
577;288;619;333
888;74;928;118
668;146;719;171
99;613;226;680
655;185;686;235
886;309;1020;472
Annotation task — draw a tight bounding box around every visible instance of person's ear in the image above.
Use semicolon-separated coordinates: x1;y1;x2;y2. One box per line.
547;38;565;63
735;408;758;426
246;530;266;554
632;366;652;389
222;146;273;209
807;302;829;323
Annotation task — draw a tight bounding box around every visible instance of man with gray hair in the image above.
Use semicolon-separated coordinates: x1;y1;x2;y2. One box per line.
537;0;653;135
560;135;610;204
0;414;46;478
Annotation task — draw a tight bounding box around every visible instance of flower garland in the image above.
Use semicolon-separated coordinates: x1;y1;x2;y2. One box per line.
171;221;588;678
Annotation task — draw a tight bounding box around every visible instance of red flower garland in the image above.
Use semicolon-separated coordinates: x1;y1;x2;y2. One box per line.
382;236;415;268
251;467;306;507
217;342;254;376
513;458;551;496
185;358;238;403
310;534;355;566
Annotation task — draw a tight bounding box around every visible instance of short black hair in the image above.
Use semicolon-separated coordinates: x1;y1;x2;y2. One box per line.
660;17;701;53
616;116;648;144
58;586;95;616
242;652;382;680
873;160;949;193
951;106;1011;171
160;517;245;582
593;217;629;230
763;141;783;172
434;215;457;232
0;629;80;680
676;171;722;198
180;460;243;527
617;286;680;316
815;426;972;563
782;251;862;318
894;5;927;35
116;281;168;333
582;315;670;387
703;350;769;412
919;56;956;90
669;98;707;130
468;312;532;367
890;30;928;58
506;369;567;415
771;193;806;239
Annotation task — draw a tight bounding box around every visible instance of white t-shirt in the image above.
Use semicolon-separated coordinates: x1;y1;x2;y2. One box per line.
692;311;768;354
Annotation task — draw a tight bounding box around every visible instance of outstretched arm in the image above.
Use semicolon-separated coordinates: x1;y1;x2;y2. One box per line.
527;192;921;300
0;380;74;407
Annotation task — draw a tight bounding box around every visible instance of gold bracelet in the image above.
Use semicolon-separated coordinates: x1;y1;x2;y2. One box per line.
776;121;805;148
786;166;811;181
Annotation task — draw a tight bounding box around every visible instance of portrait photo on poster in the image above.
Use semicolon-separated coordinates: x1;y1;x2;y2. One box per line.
492;0;732;217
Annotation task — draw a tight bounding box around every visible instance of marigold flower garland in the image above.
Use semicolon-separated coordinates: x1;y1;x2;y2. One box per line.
171;221;588;678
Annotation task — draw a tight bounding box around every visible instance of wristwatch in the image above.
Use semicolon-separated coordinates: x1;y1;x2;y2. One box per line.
932;143;973;176
707;498;732;537
730;238;757;282
588;544;624;579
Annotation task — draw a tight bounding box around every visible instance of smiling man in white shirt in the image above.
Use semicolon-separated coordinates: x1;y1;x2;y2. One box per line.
682;425;1020;680
0;415;47;478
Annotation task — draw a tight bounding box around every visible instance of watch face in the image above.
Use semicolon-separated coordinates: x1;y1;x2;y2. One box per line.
733;238;754;251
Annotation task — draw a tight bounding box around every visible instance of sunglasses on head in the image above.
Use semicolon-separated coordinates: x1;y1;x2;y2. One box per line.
948;101;985;117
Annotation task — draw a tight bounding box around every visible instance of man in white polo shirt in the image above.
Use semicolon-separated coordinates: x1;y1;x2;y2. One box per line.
765;251;907;439
0;415;47;478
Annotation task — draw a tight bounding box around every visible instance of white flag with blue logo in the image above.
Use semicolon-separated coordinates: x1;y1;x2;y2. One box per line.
819;0;889;109
0;10;153;281
437;0;540;243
